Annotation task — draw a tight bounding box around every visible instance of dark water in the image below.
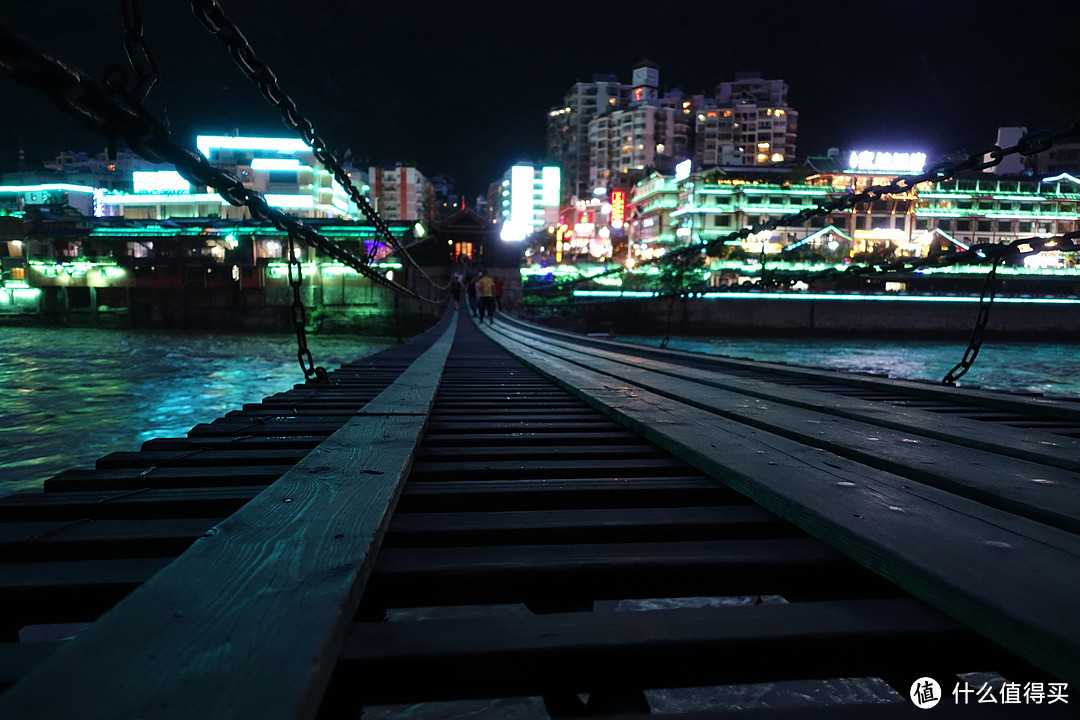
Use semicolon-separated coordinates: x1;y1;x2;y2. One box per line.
619;335;1080;400
5;328;1078;495
0;327;392;494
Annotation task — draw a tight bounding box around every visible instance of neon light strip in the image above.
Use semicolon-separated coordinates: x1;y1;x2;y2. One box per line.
1043;173;1080;184
572;290;1080;304
100;194;222;205
264;194;314;209
250;158;303;171
0;183;97;193
196;135;309;156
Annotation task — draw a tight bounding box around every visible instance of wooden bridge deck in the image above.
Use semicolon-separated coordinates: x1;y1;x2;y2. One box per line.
1;306;1077;718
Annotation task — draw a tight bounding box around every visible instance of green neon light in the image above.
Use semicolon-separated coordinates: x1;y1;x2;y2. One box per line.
0;183;97;194
572;290;1080;304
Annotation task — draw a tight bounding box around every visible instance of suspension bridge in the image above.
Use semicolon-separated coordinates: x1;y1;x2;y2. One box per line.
3;2;1080;716
1;306;1079;718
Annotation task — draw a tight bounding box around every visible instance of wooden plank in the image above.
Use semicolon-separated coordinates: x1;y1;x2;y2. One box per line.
45;465;292;491
0;312;457;720
187;422;341;437
497;313;1080;423
482;326;1080;686
415;445;668;461
398;477;742;511
407;457;693;481
385;506;793;546
338;598;980;705
366;538;881;606
140;437;326;451
419;431;641;447
95;449;309;468
0;487;259;521
0;642;60;692
490;327;1080;534
494;323;1080;473
0;518;219;560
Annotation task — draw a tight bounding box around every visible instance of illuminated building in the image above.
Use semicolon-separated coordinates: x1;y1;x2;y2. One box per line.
546;73;632;202
496;164;561;242
640;162;1080;278
587;61;693;192
0;134;426;322
695;73;798;168
79;135;360;222
367;165;434;226
626;172;681;261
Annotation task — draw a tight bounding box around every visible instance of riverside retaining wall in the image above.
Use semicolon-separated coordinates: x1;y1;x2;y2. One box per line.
574;294;1080;340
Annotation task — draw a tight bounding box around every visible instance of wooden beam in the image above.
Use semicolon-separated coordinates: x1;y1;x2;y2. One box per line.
481;323;1080;686
0;313;457;720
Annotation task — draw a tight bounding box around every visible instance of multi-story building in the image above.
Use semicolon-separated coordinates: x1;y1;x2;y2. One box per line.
90;135;360;221
588;107;693;191
367;165;434;227
0;134;423;321
695;72;798;168
495;164;561;242
629;161;1080;275
626;171;681;262
547;73;632;202
586;61;693;191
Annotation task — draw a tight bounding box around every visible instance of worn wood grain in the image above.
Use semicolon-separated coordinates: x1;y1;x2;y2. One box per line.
482;323;1080;686
492;325;1080;533
0;313;457;720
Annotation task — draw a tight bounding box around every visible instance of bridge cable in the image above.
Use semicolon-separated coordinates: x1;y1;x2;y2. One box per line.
188;0;449;294
0;22;444;380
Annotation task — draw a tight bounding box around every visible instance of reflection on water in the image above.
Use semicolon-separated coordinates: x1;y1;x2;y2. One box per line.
619;336;1080;400
0;327;391;493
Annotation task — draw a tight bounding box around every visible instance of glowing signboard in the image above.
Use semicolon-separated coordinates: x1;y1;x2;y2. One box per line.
132;171;190;194
674;159;692;182
610;190;626;229
847;151;927;174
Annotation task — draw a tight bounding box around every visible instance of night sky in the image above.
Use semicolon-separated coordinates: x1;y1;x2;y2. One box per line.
2;1;1079;199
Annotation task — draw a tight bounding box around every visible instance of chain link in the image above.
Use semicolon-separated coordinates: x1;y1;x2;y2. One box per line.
941;261;1000;386
285;235;329;382
188;0;448;296
118;0;158;102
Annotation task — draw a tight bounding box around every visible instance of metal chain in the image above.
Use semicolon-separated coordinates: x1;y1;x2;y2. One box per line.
188;0;448;294
286;234;328;383
118;0;158;102
0;24;439;303
942;261;1000;386
0;23;445;383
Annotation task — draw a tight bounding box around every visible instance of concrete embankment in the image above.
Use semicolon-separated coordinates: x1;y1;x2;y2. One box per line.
570;293;1080;340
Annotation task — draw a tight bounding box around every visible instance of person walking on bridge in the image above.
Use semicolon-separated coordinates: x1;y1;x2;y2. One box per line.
477;270;496;325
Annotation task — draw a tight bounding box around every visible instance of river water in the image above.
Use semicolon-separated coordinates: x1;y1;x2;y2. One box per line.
0;327;392;494
3;327;1078;496
619;335;1080;400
